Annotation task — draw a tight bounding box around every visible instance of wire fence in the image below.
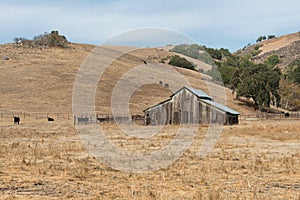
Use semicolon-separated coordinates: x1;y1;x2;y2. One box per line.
74;114;145;125
242;112;300;121
0;110;73;125
1;109;299;126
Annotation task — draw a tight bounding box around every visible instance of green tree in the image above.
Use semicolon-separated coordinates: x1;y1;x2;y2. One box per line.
236;64;281;107
294;67;300;83
219;65;236;85
205;47;222;60
207;66;223;82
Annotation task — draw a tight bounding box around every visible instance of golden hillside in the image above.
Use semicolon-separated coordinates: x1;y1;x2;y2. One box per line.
239;32;300;70
0;43;255;116
259;32;300;54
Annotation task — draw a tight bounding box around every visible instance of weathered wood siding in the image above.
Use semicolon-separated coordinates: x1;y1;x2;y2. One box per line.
145;88;238;125
171;88;199;124
145;101;172;125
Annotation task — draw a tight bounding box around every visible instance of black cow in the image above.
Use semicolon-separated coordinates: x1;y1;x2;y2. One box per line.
48;117;54;121
13;116;20;124
142;60;147;65
284;112;290;118
97;117;107;123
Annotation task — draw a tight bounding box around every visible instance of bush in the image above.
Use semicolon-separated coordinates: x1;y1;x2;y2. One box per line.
256;35;267;43
268;35;276;39
14;30;68;48
205;47;222;60
207;67;222;82
265;54;280;67
286;60;300;83
171;44;213;64
34;30;68;48
254;45;261;50
168;55;195;70
250;49;262;56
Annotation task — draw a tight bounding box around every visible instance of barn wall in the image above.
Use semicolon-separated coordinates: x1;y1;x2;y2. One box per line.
171;89;230;125
145;88;238;125
145;101;171;125
209;106;226;124
171;88;200;124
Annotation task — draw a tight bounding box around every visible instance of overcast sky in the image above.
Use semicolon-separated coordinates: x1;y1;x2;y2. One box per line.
1;0;299;51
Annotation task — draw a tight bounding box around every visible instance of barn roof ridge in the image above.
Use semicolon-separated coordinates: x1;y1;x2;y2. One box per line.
170;86;212;100
143;98;171;112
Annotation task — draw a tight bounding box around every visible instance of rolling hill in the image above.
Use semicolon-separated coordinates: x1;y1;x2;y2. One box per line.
0;42;255;118
1;32;300;200
237;32;300;110
239;32;300;69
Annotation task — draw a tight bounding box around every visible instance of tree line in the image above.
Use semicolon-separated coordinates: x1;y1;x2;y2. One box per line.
171;43;300;110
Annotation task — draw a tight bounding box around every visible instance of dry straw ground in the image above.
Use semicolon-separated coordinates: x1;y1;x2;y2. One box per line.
1;120;300;199
0;43;300;199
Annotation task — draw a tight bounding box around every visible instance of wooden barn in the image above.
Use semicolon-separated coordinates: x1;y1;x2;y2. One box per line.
144;86;239;125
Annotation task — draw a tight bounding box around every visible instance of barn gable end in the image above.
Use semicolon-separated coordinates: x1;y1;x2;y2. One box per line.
144;86;239;125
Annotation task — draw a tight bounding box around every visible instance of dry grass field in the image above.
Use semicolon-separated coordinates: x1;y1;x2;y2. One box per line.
1;120;300;199
259;32;300;54
1;43;300;199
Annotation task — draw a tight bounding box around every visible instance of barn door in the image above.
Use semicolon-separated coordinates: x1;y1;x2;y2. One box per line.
174;112;180;124
182;111;188;124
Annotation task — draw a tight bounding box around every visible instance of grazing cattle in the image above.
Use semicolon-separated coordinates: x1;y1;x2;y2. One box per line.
142;60;147;65
13;116;20;124
48;117;54;121
97;117;107;123
284;112;290;118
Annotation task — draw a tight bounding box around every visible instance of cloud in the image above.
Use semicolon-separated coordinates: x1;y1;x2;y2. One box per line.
0;0;299;51
101;28;197;47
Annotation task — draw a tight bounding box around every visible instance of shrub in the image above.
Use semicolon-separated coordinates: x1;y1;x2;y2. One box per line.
207;67;222;82
286;60;300;84
254;45;261;50
265;54;280;67
34;30;68;48
250;49;262;56
14;30;68;48
256;35;267;43
268;35;276;39
168;55;195;70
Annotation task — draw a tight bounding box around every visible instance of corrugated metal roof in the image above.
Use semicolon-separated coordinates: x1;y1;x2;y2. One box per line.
170;86;212;100
185;86;212;100
201;99;240;115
